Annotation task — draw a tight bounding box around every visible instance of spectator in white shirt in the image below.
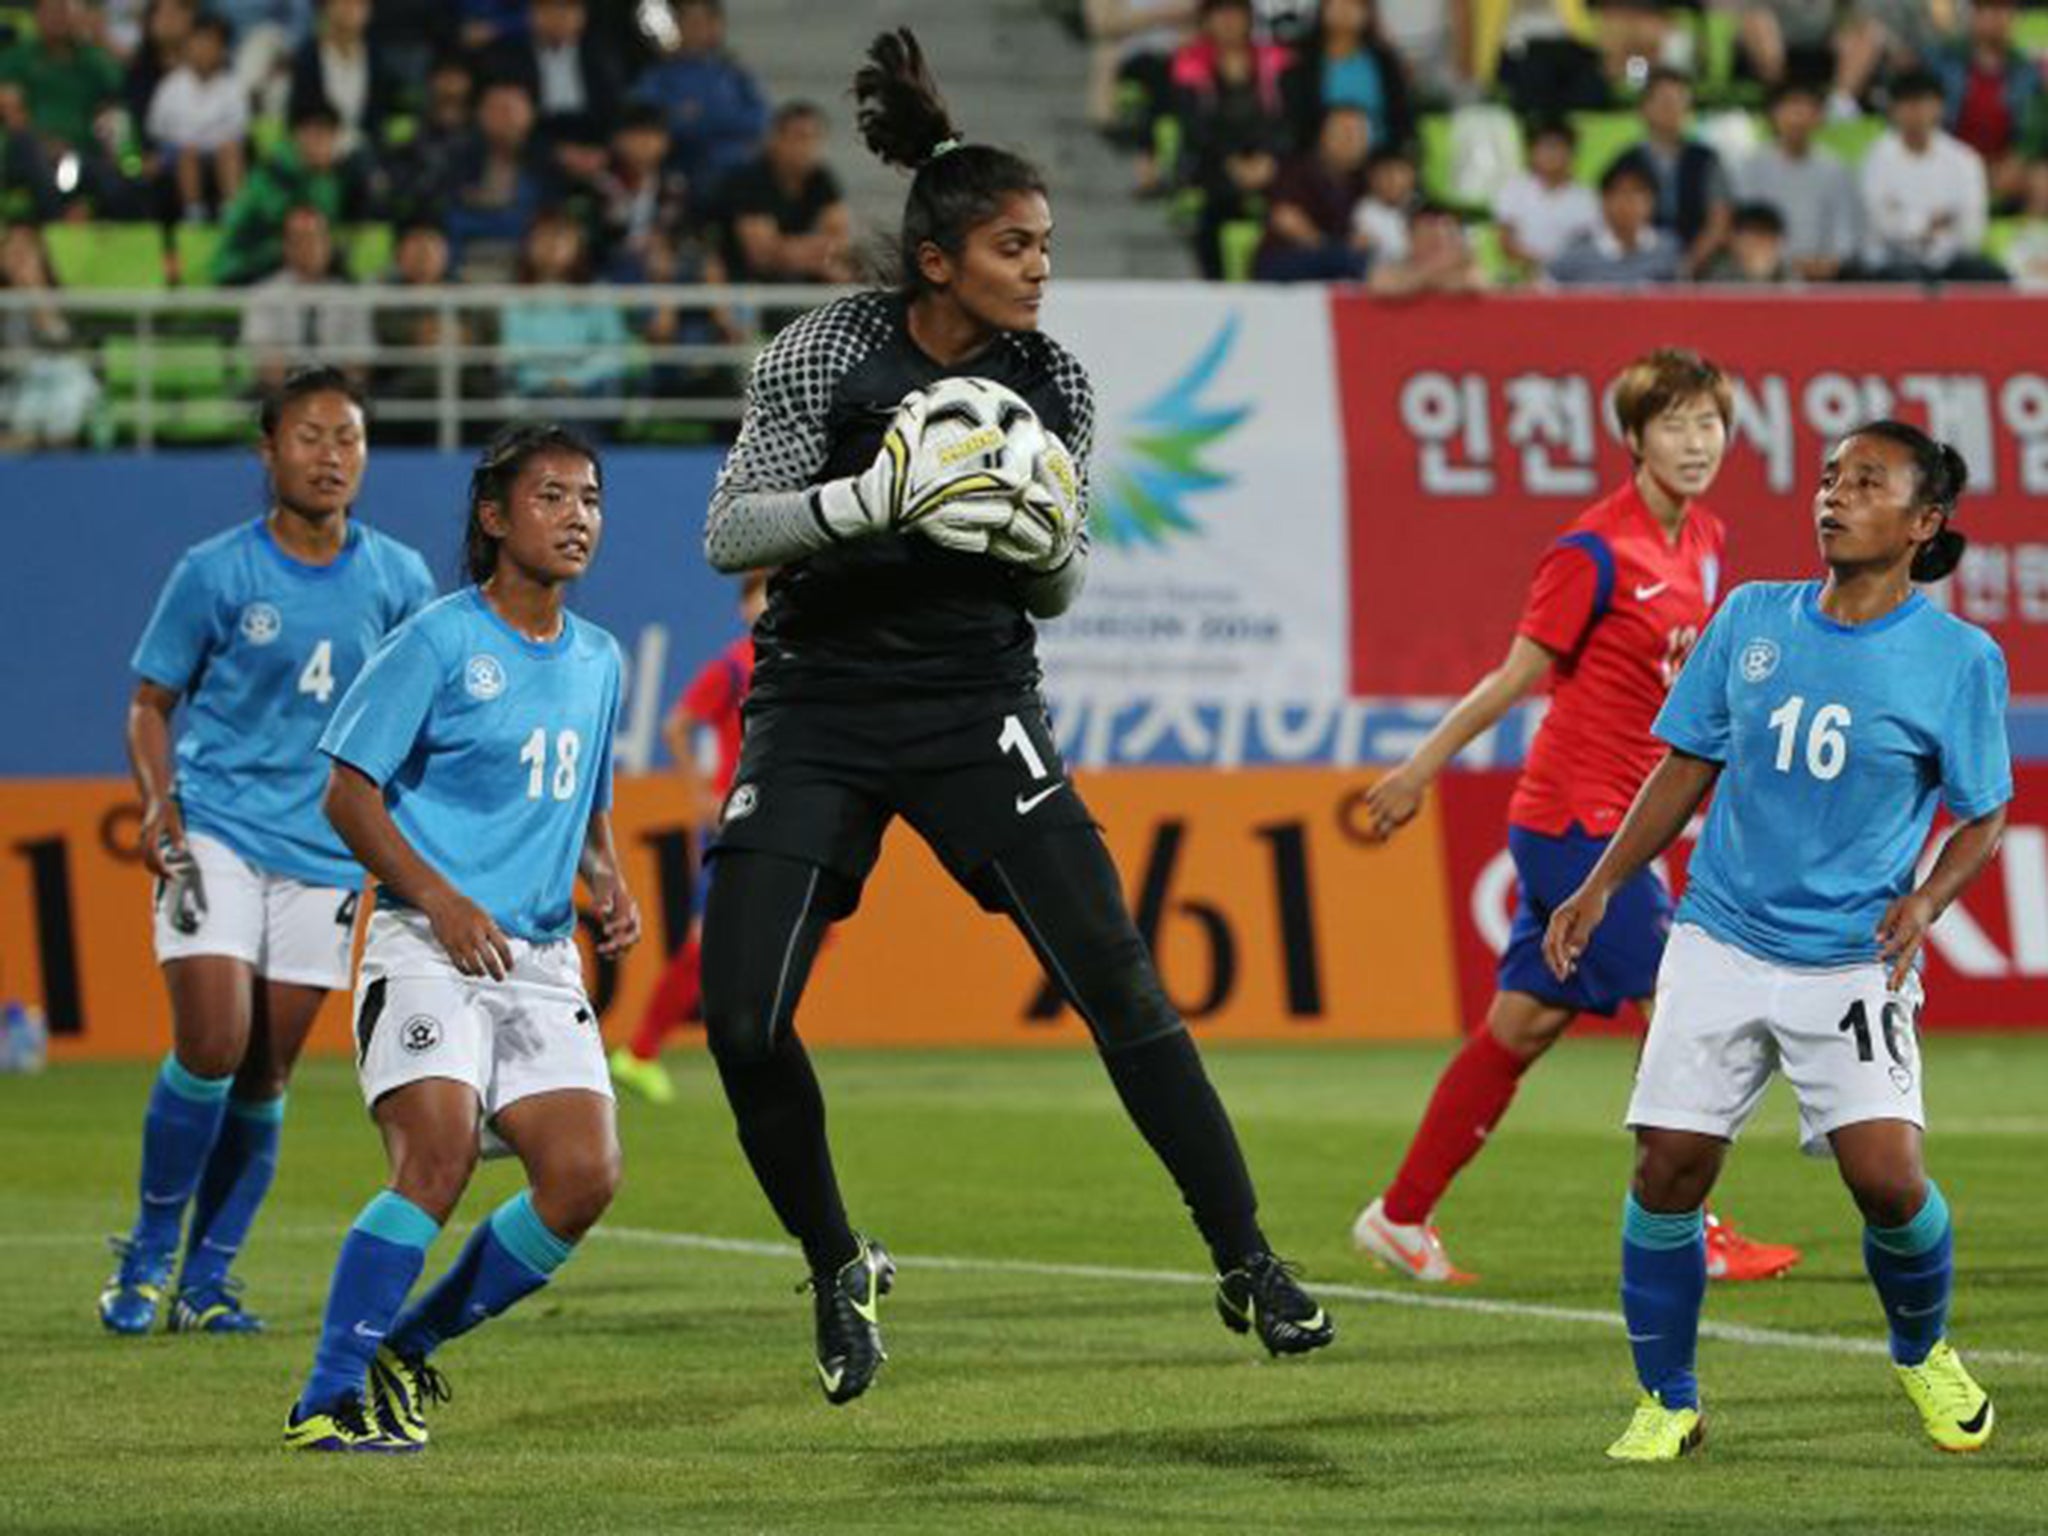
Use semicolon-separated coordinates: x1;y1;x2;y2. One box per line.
1493;116;1599;277
1858;68;2005;282
1352;145;1418;264
147;12;248;217
241;203;371;389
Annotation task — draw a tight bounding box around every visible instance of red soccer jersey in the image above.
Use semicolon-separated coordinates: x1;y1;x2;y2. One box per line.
677;636;754;797
1508;479;1726;837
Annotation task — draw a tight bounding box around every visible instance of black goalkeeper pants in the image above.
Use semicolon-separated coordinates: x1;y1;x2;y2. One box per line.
700;827;1266;1274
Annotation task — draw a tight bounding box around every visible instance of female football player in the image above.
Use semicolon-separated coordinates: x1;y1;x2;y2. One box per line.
698;27;1333;1405
1546;422;2009;1459
283;423;639;1451
103;366;434;1337
1350;349;1800;1287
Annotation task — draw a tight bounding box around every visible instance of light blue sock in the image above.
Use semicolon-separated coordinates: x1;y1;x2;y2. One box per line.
1620;1195;1707;1412
1864;1182;1953;1367
181;1095;285;1292
298;1192;442;1415
387;1191;576;1361
131;1055;233;1258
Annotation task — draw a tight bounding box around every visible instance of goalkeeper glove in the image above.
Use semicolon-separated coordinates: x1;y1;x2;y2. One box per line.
987;431;1084;572
814;391;929;539
159;838;208;936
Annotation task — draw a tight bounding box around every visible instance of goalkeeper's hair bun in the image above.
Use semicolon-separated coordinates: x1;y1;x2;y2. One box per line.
854;28;956;170
854;28;1048;296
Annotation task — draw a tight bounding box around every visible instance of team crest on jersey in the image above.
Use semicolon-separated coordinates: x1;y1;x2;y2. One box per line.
400;1015;441;1054
239;602;282;645
1739;638;1780;683
723;784;759;825
464;654;507;701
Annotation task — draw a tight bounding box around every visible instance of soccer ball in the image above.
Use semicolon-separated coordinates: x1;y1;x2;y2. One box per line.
906;377;1075;565
905;376;1044;515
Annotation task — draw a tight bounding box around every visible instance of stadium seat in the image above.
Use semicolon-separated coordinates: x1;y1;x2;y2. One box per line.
345;224;395;280
45;223;166;290
1468;220;1518;287
172;223;222;285
1817;114;1886;166
1218;219;1263;283
1570;111;1643;182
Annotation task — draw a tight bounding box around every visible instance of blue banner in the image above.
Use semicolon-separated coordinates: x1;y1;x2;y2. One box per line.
0;449;741;776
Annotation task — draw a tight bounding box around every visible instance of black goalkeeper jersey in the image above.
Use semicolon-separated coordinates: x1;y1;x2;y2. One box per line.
711;290;1094;705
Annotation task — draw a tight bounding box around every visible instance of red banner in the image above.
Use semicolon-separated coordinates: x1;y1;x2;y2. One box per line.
1436;767;2048;1033
1331;293;2048;697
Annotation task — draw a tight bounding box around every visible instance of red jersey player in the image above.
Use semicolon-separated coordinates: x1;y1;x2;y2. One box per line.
610;570;769;1104
1350;349;1802;1285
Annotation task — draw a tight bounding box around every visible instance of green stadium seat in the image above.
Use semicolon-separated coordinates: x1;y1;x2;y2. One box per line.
1218;219;1263;283
1467;220;1518;287
173;223;222;284
345;223;394;280
1817;114;1886;166
44;223;165;290
2014;12;2048;56
1570;111;1643;182
1985;218;2021;266
1419;113;1457;206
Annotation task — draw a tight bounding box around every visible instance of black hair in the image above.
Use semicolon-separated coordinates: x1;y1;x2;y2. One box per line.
1199;0;1252;14
1731;200;1786;236
617;101;667;135
287;99;341;132
462;421;602;584
1642;64;1693;96
1525;114;1577;148
258;364;366;437
1364;145;1413;175
853;28;1047;296
773;99;825;131
1889;68;1944;105
1766;78;1822;111
1842;419;1969;583
190;13;230;44
1600;158;1657;195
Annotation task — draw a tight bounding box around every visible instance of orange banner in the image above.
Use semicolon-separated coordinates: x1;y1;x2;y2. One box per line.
0;773;1458;1059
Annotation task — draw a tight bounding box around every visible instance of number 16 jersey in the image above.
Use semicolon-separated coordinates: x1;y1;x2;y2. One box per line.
1655;580;2012;969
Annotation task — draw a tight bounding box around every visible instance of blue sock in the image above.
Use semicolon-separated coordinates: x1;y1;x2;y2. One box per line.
387;1191;576;1361
131;1055;233;1258
298;1192;442;1415
181;1095;285;1292
1864;1182;1953;1367
1620;1195;1707;1412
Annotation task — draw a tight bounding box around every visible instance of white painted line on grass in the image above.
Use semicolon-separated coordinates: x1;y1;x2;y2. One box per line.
597;1224;2048;1371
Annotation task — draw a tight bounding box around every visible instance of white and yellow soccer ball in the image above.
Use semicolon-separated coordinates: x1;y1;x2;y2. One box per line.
899;376;1080;567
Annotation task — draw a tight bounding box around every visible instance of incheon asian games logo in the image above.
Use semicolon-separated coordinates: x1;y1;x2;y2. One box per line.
1091;315;1250;550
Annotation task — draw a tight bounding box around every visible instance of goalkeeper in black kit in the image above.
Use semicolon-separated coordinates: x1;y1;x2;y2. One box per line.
699;26;1336;1405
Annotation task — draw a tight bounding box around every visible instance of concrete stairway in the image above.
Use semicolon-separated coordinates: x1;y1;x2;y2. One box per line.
722;0;1196;278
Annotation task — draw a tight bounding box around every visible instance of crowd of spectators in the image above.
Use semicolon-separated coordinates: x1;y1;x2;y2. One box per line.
1084;0;2048;289
0;0;853;439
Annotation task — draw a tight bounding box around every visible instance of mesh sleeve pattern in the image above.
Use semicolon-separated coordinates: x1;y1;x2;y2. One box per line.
704;293;896;571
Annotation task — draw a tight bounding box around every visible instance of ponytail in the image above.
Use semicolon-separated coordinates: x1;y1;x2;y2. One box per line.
853;28;1047;294
1843;421;1970;585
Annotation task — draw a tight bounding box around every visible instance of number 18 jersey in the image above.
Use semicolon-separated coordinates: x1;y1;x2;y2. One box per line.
132;518;436;887
1655;580;2012;968
320;589;622;943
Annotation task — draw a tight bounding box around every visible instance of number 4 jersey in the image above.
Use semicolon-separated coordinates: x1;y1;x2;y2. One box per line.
320;588;622;943
132;518;436;888
1655;580;2013;968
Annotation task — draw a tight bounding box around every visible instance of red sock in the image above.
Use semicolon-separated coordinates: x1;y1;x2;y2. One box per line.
1381;1029;1533;1225
629;937;701;1061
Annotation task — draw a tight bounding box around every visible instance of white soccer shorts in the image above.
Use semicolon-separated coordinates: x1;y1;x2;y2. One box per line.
151;830;360;989
353;907;612;1119
1628;923;1927;1156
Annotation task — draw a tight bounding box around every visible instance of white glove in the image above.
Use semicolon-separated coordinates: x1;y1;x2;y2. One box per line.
909;496;1014;555
814;391;929;539
987;431;1084;572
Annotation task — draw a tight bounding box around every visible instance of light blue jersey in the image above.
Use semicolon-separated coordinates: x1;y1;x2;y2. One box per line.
132;518;437;888
319;588;622;943
1655;580;2012;968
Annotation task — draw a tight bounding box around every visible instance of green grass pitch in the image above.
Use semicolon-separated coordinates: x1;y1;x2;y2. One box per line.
4;1037;2045;1534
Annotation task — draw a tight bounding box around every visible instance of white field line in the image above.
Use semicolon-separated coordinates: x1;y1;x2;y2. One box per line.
597;1224;2048;1371
24;1220;2045;1370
